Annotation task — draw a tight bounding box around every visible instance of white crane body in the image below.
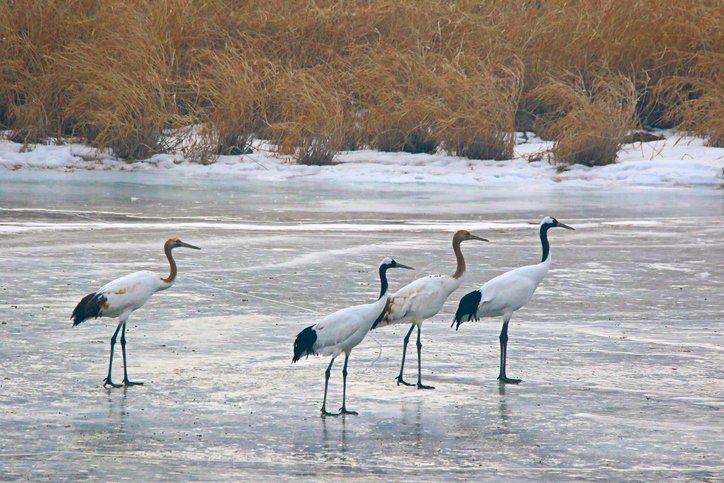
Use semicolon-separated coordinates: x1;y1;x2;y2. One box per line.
312;296;389;358
476;258;551;319
377;275;462;328
92;271;172;319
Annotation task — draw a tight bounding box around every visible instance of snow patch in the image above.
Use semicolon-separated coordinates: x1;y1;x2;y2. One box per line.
1;132;721;188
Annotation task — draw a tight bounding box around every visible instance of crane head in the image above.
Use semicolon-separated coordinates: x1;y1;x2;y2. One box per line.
453;229;489;243
381;257;414;270
166;237;201;250
541;216;575;231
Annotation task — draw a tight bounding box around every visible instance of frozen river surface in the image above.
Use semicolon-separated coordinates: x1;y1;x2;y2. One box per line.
1;171;722;481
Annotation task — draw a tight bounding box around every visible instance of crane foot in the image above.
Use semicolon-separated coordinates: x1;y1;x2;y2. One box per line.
103;377;123;388
321;408;340;417
396;375;415;387
417;382;435;390
339;407;358;416
123;379;144;386
498;375;522;384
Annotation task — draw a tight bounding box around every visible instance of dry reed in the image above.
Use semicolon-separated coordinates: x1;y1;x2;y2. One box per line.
0;0;720;163
264;67;346;165
532;73;638;166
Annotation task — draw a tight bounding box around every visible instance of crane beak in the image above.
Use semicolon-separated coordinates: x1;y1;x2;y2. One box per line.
557;222;575;231
178;241;201;250
395;263;415;270
470;235;489;242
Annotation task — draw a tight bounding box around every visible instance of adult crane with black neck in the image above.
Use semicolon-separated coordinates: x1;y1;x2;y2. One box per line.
452;216;574;384
293;257;414;416
71;237;200;388
374;230;488;389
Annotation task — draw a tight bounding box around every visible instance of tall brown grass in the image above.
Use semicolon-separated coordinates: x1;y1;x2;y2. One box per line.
349;48;443;154
185;51;272;163
532;73;638;166
0;0;95;142
0;0;720;163
264;67;346;165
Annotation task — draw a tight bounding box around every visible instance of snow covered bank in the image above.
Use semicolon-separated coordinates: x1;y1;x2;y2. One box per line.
0;132;721;188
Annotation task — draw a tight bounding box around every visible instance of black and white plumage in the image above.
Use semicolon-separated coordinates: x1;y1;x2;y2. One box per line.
452;216;574;383
293;257;413;417
72;237;200;388
374;230;488;389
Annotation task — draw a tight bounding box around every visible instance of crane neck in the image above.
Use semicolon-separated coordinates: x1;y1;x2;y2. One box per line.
452;237;466;279
378;264;390;300
161;245;177;285
540;224;551;263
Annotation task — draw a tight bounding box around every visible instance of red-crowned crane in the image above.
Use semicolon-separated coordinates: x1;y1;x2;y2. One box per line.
452;216;574;383
293;257;413;417
71;237;200;388
373;230;488;389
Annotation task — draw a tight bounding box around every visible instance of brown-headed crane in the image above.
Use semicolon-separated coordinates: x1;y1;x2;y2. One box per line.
373;230;488;389
71;237;200;388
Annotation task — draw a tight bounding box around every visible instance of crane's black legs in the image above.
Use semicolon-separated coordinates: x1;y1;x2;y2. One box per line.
416;326;435;389
396;324;416;386
103;322;124;388
498;321;521;384
339;353;358;415
120;323;143;386
321;358;339;417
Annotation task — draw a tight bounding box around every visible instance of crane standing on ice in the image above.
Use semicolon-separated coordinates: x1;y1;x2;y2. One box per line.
293;257;413;416
71;237;200;388
452;216;574;383
374;230;488;389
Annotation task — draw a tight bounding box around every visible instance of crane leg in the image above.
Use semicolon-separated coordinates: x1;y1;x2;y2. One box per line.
339;353;358;415
416;325;435;389
321;357;339;417
396;324;416;386
120;323;143;386
498;321;521;384
103;322;124;388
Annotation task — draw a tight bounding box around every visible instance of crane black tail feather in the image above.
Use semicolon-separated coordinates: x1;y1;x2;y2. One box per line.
71;292;106;326
292;325;318;363
452;290;482;331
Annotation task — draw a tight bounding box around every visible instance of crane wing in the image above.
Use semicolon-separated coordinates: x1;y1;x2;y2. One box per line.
313;302;378;355
377;275;448;327
478;270;539;317
95;271;161;318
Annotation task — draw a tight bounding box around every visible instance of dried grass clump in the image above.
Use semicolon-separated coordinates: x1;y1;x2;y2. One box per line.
437;60;522;160
651;8;724;148
351;49;443;154
186;51;273;163
655;73;723;148
264;68;345;165
0;0;96;142
61;3;180;160
532;74;638;166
